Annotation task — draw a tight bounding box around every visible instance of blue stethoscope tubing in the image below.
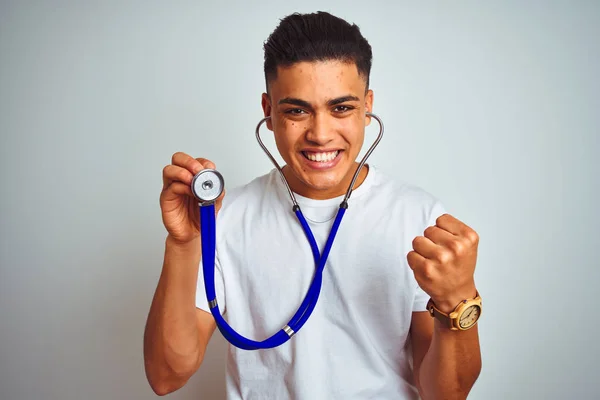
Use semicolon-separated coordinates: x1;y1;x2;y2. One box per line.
193;112;384;350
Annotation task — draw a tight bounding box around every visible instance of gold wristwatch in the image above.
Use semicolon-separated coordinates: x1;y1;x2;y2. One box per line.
426;292;482;331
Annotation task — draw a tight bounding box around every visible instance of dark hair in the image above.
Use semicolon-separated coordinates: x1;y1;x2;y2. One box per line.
263;11;373;92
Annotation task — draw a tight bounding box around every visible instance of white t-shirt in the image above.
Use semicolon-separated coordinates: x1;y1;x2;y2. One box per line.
196;165;446;399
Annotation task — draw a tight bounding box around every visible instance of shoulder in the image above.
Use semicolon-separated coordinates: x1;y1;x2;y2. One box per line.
217;169;280;217
366;166;446;224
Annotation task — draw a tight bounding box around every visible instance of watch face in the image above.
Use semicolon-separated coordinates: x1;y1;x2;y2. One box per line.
459;305;481;329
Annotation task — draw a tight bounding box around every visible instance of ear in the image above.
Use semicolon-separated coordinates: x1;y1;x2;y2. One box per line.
364;89;374;126
261;93;274;131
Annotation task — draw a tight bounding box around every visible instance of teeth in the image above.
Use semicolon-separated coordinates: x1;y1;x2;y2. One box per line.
304;151;339;162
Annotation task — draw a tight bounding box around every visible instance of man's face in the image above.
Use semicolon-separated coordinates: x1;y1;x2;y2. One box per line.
261;61;374;200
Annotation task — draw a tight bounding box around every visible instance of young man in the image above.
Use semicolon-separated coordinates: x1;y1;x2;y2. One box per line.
144;11;482;399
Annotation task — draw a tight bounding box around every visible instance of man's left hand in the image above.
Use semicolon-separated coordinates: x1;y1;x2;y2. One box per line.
407;214;479;313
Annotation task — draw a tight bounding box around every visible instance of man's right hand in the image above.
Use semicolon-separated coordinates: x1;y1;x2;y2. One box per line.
146;153;221;396
160;152;225;244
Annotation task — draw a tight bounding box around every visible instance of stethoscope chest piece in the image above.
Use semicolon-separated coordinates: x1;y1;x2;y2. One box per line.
191;169;224;204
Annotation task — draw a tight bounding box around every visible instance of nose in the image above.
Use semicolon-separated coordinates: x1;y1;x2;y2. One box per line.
305;112;335;145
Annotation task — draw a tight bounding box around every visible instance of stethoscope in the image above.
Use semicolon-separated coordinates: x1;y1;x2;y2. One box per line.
191;112;384;350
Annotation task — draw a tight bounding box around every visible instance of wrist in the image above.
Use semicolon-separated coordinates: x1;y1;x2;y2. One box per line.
165;235;201;256
431;284;478;314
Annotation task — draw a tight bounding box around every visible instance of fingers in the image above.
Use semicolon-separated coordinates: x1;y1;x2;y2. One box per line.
196;158;216;170
423;225;455;248
406;250;426;271
411;234;453;265
172;152;203;174
163;152;216;190
435;214;478;243
407;248;443;283
162;164;194;189
167;182;194;197
411;236;440;261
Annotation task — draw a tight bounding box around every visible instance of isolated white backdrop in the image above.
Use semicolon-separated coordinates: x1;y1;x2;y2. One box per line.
1;1;598;399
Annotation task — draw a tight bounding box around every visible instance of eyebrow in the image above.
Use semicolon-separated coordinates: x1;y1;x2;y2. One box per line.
278;95;360;109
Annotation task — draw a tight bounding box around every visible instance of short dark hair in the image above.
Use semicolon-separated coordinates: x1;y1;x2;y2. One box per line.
263;11;373;92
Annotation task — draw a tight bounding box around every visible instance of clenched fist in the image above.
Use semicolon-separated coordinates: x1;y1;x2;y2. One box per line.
407;214;479;313
160;152;225;244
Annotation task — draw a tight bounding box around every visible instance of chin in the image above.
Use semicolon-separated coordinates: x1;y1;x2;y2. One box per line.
305;179;341;192
297;169;348;193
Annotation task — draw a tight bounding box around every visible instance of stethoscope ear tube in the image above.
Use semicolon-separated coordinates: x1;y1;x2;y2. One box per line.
255;112;384;206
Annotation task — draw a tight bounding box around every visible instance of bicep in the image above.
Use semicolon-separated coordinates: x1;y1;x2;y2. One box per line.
410;311;434;392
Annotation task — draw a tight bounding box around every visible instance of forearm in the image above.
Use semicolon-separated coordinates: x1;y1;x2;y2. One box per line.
144;236;203;391
418;320;482;399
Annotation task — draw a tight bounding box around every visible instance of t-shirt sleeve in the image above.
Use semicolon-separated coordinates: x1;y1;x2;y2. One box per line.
412;285;430;312
412;200;448;312
195;250;226;315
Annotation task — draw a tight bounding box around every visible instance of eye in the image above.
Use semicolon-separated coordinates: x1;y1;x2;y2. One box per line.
285;108;307;115
333;105;354;113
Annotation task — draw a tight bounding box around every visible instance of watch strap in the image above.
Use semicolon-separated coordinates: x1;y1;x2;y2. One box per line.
426;299;454;329
426;291;481;330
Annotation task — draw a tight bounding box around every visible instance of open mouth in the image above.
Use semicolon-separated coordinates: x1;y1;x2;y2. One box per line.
301;150;341;163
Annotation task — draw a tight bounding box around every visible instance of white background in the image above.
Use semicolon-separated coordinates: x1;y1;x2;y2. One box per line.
1;1;598;399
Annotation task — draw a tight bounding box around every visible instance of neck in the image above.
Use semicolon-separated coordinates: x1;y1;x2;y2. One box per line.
282;163;369;200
